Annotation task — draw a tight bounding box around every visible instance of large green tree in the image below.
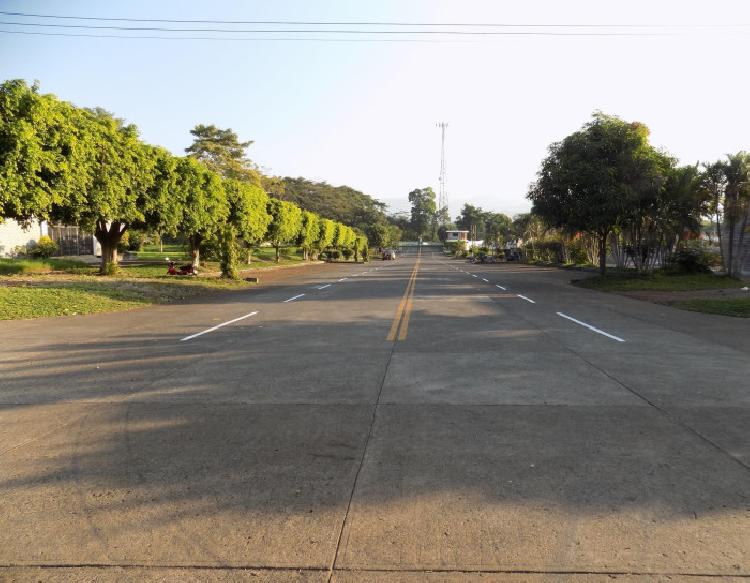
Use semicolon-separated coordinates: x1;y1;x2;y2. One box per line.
266;199;303;262
223;179;271;264
297;210;321;260
528;113;667;274
185;124;261;185
317;218;337;251
52;108;161;274
0;80;87;224
175;157;228;269
455;203;487;241
408;187;437;240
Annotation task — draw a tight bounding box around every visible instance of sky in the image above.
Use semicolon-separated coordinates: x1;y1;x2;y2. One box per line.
2;0;749;219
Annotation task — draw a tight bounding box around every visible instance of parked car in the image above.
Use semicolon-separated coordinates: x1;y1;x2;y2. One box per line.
382;248;397;260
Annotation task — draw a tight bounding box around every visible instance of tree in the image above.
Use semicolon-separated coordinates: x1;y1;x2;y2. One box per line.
266;199;303;262
367;222;389;249
484;212;513;250
455;204;487;241
0;80;88;224
528;112;666;274
270;176;387;232
297;210;321;260
317;218;337;251
702;153;750;276
354;234;368;262
175;157;228;269
51;108;160;274
185;124;261;185
408;187;437;240
334;222;355;250
223;179;271;264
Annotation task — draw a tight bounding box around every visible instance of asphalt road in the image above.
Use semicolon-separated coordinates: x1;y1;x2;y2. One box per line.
1;248;749;582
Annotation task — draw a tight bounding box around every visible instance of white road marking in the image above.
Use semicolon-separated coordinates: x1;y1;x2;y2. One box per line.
471;274;478;278
283;293;306;303
338;277;348;282
517;294;536;304
180;311;259;342
557;312;625;342
495;284;507;291
481;277;489;282
316;284;332;290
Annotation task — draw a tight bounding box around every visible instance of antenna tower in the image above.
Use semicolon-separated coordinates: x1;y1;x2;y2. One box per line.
437;122;448;225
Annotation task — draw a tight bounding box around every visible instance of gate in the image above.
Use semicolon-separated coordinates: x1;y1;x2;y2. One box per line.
48;225;95;257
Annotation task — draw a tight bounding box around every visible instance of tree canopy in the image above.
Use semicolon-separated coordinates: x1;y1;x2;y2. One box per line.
408;187;437;240
185;124;261;185
528;112;670;273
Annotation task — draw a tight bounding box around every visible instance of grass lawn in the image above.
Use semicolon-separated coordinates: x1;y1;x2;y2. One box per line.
0;258;89;275
673;298;750;318
0;249;314;320
573;271;745;292
0;285;147;319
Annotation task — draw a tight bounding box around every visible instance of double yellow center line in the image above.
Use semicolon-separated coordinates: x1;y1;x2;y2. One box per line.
387;250;421;341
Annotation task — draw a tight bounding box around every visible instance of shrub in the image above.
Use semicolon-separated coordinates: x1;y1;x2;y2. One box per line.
116;231;130;254
667;243;715;274
342;248;354;260
29;235;58;258
128;230;146;251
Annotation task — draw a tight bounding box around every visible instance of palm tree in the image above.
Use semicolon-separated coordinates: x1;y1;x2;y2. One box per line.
703;153;750;276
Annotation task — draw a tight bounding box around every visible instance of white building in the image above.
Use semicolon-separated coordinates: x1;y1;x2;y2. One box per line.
0;219;48;257
445;230;469;242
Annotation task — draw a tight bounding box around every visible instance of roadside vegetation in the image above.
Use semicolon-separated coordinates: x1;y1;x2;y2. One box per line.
673;298;750;318
442;112;748;317
0;80;379;319
574;272;745;292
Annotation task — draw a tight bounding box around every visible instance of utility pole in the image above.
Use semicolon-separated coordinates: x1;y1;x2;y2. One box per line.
437;122;448;226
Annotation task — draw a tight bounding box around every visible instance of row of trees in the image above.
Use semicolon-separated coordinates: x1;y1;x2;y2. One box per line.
528;112;750;275
0;80;367;275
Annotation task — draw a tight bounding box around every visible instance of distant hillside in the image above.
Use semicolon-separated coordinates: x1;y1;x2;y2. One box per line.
262;176;387;231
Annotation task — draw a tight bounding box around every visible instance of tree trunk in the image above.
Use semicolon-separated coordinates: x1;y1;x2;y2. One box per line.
189;234;202;269
95;221;126;275
275;244;280;263
246;243;253;264
599;232;608;275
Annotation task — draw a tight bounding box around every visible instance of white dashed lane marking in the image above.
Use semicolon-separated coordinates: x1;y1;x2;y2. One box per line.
557;312;626;342
283;294;306;303
180;311;259;342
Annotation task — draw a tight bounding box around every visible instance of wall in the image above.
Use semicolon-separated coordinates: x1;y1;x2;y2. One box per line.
0;220;47;257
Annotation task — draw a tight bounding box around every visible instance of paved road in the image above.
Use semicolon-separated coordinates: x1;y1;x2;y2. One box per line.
1;249;749;582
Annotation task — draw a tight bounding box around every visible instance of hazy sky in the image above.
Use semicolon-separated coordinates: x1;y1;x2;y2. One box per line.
2;0;749;218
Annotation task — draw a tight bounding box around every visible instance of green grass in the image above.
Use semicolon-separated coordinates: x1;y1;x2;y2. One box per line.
0;285;147;319
250;246;304;264
0;275;252;320
574;271;745;292
673;298;750;318
0;258;89;275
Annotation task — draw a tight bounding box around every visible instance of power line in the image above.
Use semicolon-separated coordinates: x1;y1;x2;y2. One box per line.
0;29;481;42
1;10;749;28
0;20;690;35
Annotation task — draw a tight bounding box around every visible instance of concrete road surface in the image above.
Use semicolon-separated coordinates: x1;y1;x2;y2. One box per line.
1;248;749;582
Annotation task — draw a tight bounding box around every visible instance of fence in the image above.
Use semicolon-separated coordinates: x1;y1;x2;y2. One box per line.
48;225;95;257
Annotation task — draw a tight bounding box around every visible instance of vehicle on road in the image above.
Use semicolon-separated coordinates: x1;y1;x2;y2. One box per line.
382;248;397;260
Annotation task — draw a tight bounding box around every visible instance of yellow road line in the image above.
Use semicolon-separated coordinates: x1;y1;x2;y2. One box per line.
386;250;421;342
